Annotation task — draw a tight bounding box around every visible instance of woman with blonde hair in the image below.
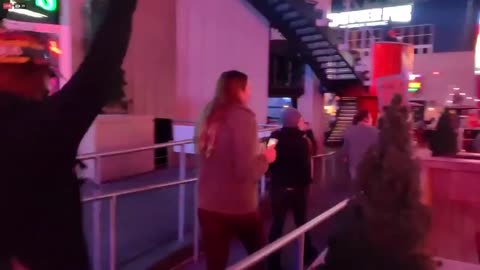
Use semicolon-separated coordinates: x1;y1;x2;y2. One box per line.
195;70;276;270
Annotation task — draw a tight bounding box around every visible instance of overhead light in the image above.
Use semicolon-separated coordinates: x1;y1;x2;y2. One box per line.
449;93;454;96
453;87;460;90
282;105;289;108
446;100;453;103
475;99;480;102
433;71;440;75
460;93;466;96
467;97;473;100
427;107;435;111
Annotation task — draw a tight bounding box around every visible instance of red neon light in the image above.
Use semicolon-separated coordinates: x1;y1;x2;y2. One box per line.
49;41;62;55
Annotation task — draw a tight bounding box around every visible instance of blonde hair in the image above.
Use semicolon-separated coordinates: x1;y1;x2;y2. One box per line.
195;70;248;157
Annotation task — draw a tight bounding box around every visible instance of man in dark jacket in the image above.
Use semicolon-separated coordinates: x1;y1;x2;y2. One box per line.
268;108;317;270
0;0;137;269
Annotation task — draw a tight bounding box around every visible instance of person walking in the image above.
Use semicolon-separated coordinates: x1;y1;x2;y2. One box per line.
268;108;318;270
195;70;276;270
342;110;379;181
0;0;137;269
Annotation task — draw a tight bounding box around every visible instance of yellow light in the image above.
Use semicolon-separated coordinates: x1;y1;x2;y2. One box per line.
408;82;421;88
49;41;62;55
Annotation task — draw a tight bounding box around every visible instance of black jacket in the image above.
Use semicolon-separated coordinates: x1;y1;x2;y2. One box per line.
269;127;312;189
0;1;136;269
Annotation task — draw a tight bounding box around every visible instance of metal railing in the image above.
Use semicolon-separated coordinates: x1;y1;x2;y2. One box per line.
228;199;349;270
79;128;337;270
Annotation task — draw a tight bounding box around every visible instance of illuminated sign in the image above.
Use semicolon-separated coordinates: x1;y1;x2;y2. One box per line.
327;4;413;28
35;0;58;12
408;82;421;92
408;74;422;92
476;24;480;74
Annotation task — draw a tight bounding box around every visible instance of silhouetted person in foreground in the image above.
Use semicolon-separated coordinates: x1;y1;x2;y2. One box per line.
0;0;137;269
319;94;434;270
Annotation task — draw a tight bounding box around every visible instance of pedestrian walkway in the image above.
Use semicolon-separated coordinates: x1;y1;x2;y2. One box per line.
174;163;350;270
80;152;347;270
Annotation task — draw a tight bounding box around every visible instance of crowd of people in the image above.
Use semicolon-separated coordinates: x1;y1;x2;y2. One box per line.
0;0;442;269
195;77;437;270
195;70;320;270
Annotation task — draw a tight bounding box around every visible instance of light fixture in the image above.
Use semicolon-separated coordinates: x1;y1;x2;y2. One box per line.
449;93;454;96
453;87;460;90
427;107;435;111
460;93;467;96
8;8;48;18
446;100;453;103
49;41;62;54
475;99;480;102
467;97;473;100
433;71;440;75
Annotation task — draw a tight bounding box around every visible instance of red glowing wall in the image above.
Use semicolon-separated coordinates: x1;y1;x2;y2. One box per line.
371;42;414;97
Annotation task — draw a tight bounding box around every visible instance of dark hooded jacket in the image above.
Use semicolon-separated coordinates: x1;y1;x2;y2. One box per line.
0;1;136;269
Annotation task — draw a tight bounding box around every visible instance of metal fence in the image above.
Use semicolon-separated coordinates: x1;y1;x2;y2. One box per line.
79;129;337;270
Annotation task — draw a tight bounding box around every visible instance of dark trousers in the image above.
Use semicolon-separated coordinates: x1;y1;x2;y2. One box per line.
198;209;266;270
268;187;317;269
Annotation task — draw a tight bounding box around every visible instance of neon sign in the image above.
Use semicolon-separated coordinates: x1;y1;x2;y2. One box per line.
35;0;58;12
327;4;413;28
476;24;480;74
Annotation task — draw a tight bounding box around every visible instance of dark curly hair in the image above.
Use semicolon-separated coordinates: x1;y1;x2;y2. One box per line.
355;94;434;270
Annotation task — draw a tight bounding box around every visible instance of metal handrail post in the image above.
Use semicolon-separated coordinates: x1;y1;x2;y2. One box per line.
331;154;336;180
109;197;117;270
296;234;305;270
260;175;266;197
92;156;102;270
178;145;186;242
95;156;102;183
321;156;326;184
92;199;102;270
193;181;200;261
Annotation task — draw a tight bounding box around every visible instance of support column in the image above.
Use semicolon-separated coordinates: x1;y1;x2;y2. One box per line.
298;65;325;153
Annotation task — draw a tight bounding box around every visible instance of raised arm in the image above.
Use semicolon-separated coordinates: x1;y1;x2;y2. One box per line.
44;0;137;144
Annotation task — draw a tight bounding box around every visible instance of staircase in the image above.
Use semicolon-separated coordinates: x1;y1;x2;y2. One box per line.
325;97;358;147
247;0;362;93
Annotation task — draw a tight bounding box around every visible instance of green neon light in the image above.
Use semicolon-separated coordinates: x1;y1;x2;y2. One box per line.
35;0;57;11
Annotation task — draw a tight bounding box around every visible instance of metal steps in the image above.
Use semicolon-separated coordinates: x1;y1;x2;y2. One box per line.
325;97;359;146
247;0;361;93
